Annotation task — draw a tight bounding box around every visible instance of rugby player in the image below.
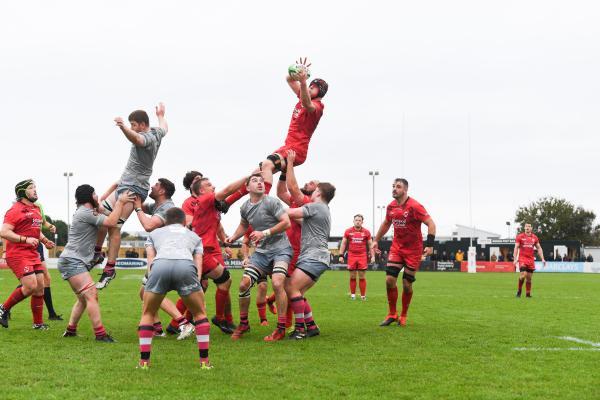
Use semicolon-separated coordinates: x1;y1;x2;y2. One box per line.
513;223;546;298
58;185;134;341
372;179;436;327
0;180;55;329
138;207;212;369
339;214;375;300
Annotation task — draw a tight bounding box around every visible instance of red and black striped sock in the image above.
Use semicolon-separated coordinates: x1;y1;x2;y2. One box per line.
153;321;164;335
94;325;107;338
104;262;116;273
138;325;154;363
240;312;249;327
290;296;306;332
386;287;398;316
66;324;77;334
277;315;286;332
257;301;267;321
526;281;532;295
304;298;317;330
176;316;189;328
194;318;210;364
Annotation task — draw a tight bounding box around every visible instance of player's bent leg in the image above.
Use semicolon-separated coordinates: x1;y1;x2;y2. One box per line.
381;264;401;326
64;273;95;335
138;291;166;368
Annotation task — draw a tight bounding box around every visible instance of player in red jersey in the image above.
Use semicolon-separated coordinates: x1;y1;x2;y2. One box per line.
0;180;55;329
339;214;375;300
513;223;546;298
241;225;272;325
372;179;436;327
190;174;249;334
222;59;328;208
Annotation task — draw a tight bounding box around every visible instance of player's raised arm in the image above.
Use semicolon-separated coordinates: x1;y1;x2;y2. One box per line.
276;174;292;206
115;117;145;146
215;175;249;201
155;102;168;134
298;68;317;113
285;150;307;205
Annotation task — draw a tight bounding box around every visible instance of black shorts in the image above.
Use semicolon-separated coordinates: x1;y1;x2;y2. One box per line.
519;267;535;273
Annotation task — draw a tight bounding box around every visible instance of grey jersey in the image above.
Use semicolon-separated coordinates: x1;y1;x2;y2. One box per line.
119;127;166;191
297;202;331;265
60;206;107;265
145;224;203;261
240;196;290;253
146;199;175;223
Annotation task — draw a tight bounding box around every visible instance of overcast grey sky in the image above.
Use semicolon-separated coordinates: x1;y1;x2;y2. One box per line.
1;0;599;237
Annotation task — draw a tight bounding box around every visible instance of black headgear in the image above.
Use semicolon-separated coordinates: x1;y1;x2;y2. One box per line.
15;179;34;200
310;78;328;98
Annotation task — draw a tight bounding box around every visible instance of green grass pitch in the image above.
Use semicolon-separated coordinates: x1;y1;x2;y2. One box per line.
1;269;599;399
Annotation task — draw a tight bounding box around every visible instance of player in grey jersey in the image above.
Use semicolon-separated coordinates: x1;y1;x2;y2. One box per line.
285;182;336;340
225;174;292;342
138;207;212;370
95;103;169;289
58;185;135;342
134;178;194;340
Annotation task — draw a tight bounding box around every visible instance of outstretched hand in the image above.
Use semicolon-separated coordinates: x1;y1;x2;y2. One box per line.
156;102;166;117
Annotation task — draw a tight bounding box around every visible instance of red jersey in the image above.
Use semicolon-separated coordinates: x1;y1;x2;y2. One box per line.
286;194;312;255
182;195;199;217
3;201;43;261
190;192;221;251
243;225;254;240
344;227;372;256
516;233;539;263
386;197;430;251
283;100;324;163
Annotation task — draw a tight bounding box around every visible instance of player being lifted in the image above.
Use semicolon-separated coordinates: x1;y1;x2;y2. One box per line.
0;180;55;329
138;207;212;370
513;223;546;298
226;174;293;342
58;185;134;341
339;214;375;300
372;179;436;327
223;58;328;209
94;103;168;289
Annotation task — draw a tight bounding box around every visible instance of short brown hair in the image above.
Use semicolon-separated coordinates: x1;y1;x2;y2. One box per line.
165;207;186;225
158;178;175;199
128;110;149;126
394;178;409;188
318;182;336;204
246;173;263;186
354;214;364;220
183;171;203;191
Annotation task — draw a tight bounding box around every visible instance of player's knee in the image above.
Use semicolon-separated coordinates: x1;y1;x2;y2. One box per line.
213;269;231;285
385;276;397;288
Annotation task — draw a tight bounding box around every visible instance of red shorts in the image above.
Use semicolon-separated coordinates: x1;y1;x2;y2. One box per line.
347;255;368;271
273;145;307;167
202;249;225;274
519;260;535;271
388;243;422;270
287;251;299;276
6;257;44;279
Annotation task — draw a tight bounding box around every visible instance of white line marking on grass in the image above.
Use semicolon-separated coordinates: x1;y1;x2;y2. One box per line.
513;347;600;352
121;275;144;280
556;336;600;347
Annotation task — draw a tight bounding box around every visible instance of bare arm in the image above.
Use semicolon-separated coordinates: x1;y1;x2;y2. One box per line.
241;236;250;260
136;213;164;232
217;223;227;243
225;219;250;244
249;213;291;244
155;102;168;133
338;237;348;262
215;175;249;201
146;246;156;277
1;223;38;247
100;182;119;202
536;242;546;264
287;207;304;221
422;218;436;256
372;220;392;253
367;238;376;262
115;117;145;146
103;192;135;227
513;243;520;265
277;179;292;206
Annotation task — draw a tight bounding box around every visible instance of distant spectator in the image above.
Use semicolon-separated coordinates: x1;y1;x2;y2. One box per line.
477;251;485;261
449;252;455;261
498;254;504;262
507;253;514;262
547;252;554;262
441;251;448;261
490;253;497;262
455;249;464;262
587;254;594;262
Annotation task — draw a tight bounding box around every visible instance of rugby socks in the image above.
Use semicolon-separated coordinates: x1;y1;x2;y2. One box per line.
266;293;276;304
44;287;58;317
224;293;234;323
194;318;210;364
138;325;154;364
285;305;293;328
386;287;398;316
94;325;107;338
277;315;286;332
153;321;164;335
359;278;367;297
31;295;44;324
290;296;306;332
401;291;413;317
3;286;26;310
304;298;317;330
349;277;357;295
215;288;229;321
526;281;532;296
239;312;249;327
66;324;77;335
257;301;267;322
517;278;524;293
104;261;116;274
